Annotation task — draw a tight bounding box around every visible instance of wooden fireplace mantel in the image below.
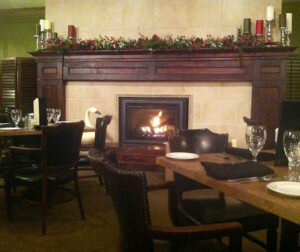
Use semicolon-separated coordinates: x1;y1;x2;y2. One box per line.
31;47;296;147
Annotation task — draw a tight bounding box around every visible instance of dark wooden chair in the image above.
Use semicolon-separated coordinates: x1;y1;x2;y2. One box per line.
88;150;242;252
78;115;112;185
168;128;279;252
8;121;85;234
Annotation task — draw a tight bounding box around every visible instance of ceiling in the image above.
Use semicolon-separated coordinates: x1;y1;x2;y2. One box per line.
0;0;44;10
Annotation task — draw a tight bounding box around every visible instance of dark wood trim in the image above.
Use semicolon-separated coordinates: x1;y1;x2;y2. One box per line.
31;48;296;148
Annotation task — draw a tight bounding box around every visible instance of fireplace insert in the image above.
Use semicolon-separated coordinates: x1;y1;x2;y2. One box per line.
119;97;188;144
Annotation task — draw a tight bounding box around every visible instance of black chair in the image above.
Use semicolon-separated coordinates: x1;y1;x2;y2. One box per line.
8;121;85;234
88;150;242;252
168;129;278;252
78;115;112;184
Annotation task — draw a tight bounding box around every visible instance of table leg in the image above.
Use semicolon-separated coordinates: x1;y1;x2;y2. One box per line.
280;218;299;252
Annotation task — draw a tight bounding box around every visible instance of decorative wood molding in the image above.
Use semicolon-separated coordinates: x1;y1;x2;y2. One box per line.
31;47;296;147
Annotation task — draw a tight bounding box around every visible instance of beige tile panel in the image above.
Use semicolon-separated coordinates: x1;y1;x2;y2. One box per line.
219;82;252;102
66;82;251;143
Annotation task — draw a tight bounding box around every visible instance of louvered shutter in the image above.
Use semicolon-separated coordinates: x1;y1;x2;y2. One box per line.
286;54;300;101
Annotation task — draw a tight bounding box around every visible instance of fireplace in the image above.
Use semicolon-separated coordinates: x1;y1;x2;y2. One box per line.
119;97;188;144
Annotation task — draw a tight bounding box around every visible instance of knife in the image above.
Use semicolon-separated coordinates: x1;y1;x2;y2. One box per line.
227;176;259;183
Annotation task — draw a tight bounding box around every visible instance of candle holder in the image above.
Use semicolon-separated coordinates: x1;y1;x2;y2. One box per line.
266;20;274;42
34;34;41;50
45;29;52;47
40;31;46;49
67;36;75;42
285;30;291;46
280;28;286;46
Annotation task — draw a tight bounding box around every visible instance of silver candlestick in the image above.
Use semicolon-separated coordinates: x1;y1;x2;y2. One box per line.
285;30;291;46
34;34;41;50
280;28;286;46
40;31;45;49
266;20;274;42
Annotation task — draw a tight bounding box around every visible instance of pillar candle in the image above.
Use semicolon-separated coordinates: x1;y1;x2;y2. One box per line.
286;13;292;33
266;6;274;21
231;139;238;148
68;25;76;38
39;19;45;32
243;18;251;35
279;14;286;28
35;24;41;35
44;20;51;30
255;20;264;36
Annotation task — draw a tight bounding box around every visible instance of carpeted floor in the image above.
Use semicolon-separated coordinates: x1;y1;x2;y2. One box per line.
0;171;269;251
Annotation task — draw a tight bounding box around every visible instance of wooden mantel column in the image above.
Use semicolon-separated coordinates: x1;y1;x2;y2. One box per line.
31;48;295;147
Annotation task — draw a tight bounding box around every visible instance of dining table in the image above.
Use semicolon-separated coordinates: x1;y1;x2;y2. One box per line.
156;152;300;252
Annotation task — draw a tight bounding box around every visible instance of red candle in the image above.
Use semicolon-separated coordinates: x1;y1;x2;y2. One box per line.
68;25;76;38
256;20;264;36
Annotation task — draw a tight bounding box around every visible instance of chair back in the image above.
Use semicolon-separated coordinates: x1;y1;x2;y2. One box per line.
94;115;112;150
89;151;152;252
169;129;228;154
275;101;300;166
42;121;85;168
169;129;228;192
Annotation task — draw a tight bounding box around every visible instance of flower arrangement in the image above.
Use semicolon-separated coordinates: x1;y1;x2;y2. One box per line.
40;33;276;53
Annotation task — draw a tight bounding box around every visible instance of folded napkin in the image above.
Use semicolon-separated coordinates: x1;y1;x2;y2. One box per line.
225;147;275;161
202;161;274;180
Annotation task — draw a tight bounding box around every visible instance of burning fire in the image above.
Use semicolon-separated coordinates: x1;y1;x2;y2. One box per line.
140;111;168;136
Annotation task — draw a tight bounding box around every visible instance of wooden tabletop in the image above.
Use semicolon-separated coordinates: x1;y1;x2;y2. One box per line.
0;126;95;137
156;153;300;225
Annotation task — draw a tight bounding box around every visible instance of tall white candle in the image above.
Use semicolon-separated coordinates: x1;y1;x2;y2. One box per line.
39;19;45;32
266;6;274;21
286;13;292;33
44;20;51;30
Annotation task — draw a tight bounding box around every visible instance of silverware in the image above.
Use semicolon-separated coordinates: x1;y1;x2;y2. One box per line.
228;174;275;183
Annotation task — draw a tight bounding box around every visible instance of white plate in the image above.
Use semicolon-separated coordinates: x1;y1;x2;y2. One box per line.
166;152;199;160
0;127;21;130
267;181;300;197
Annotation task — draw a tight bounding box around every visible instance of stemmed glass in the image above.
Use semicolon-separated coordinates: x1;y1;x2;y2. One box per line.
46;108;54;125
52;109;61;123
245;125;267;162
283;130;300;181
10;109;22;128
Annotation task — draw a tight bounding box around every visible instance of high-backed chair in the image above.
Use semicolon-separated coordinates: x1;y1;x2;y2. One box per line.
88;151;242;252
8;121;85;234
78;115;112;184
168;129;278;251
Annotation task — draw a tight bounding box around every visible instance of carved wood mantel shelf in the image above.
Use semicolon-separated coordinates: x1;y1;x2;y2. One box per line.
31;47;296;147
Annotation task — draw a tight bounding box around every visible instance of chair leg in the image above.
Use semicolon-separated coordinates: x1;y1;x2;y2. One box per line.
98;175;104;186
266;228;277;252
4;177;12;221
74;176;85;220
42;179;48;235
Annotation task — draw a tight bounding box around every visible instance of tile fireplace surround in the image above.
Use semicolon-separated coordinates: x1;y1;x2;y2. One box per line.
31;48;295;148
65;81;251;147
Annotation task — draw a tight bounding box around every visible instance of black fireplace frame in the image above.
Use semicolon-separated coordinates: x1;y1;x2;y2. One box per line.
119;96;189;144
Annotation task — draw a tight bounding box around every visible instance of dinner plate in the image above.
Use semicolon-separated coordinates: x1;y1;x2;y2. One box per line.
0;127;21;130
267;181;300;197
166;152;199;160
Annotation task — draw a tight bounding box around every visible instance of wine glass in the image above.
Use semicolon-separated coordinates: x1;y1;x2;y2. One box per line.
10;109;22;128
52;109;61;123
283;130;300;181
46;108;54;124
245;125;267;162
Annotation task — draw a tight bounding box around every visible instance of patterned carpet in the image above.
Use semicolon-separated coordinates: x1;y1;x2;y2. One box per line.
0;171;267;252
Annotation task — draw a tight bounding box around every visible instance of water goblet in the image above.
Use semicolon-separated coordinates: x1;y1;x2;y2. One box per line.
46;108;54;124
245;125;267;162
283;130;300;181
10;109;22;128
52;109;61;123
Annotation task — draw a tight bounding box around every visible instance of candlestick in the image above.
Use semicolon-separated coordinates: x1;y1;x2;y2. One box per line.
34;34;41;50
286;13;292;33
285;30;291;46
243;18;251;36
266;20;274;42
279;13;286;28
266;6;274;21
255;20;264;37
